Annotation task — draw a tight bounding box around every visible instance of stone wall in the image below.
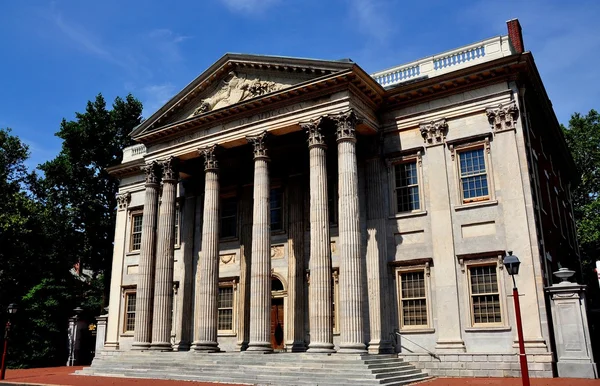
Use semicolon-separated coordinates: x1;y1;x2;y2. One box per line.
400;353;553;378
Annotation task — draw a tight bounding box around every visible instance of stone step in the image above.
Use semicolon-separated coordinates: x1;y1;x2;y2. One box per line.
79;352;430;385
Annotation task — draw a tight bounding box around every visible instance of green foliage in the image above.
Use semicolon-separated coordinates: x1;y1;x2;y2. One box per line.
0;93;142;368
562;109;600;288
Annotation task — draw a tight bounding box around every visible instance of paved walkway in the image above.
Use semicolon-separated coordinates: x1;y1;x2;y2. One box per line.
0;366;597;386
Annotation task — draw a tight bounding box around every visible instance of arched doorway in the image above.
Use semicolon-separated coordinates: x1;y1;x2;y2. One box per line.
271;277;286;351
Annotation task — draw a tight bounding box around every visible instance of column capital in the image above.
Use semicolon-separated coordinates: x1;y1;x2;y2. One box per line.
246;131;269;160
301;119;327;149
159;156;179;182
419;118;448;146
333;109;358;143
486;102;519;133
142;161;161;186
199;145;219;171
116;192;131;211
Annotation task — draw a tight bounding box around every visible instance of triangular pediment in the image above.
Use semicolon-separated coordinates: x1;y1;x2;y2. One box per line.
132;54;355;138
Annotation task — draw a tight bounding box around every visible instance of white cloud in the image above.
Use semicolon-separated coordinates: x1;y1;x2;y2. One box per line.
220;0;279;14
147;29;191;64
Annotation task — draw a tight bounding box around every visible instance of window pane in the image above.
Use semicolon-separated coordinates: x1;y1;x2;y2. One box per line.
125;293;136;332
400;271;427;327
270;188;283;231
394;162;420;212
459;149;486;176
217;286;233;330
469;265;501;324
220;198;237;238
131;214;143;251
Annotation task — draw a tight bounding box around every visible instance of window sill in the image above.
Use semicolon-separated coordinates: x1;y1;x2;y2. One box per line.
464;326;511;333
388;210;427;220
217;332;236;337
398;328;435;334
120;333;134;337
219;237;239;243
126;251;141;256
454;200;498;211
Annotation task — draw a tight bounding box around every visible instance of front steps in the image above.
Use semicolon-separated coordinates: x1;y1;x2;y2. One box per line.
77;351;431;385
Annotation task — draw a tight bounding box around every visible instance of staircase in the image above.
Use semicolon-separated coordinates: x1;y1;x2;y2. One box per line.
77;351;431;385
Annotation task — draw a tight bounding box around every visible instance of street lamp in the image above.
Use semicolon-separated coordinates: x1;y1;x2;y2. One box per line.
68;307;83;367
1;303;18;380
503;252;530;386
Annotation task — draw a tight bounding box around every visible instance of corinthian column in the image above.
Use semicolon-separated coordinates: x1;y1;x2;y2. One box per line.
335;110;367;354
192;145;221;352
246;131;273;353
132;161;161;350
151;157;179;350
302;120;335;353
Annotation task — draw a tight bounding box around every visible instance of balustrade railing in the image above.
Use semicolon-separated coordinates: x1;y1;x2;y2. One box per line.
371;35;513;88
122;143;146;162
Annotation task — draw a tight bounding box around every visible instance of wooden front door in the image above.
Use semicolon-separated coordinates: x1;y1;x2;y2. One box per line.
270;298;284;350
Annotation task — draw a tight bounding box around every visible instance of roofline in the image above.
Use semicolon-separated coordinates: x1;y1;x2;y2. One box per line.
131;53;355;138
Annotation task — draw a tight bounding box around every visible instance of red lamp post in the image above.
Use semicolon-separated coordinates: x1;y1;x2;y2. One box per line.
503;252;530;386
0;303;18;380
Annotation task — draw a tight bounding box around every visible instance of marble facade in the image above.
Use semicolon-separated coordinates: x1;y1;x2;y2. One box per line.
102;20;586;378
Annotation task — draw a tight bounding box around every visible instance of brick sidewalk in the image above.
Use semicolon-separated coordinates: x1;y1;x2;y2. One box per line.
0;366;597;386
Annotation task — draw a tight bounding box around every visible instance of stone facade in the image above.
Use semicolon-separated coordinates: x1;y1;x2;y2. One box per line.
102;19;588;379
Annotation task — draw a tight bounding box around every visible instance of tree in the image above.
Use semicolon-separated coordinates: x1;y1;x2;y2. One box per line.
37;93;143;310
562;109;600;292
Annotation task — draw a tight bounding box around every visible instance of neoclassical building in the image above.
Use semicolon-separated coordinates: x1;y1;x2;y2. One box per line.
101;20;582;377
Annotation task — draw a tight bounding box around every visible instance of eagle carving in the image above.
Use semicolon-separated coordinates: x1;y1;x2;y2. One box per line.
191;72;285;116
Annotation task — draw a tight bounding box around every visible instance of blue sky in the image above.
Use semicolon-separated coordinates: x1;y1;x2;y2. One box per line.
1;0;599;168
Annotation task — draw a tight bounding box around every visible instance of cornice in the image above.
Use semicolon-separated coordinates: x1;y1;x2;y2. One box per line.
106;158;145;178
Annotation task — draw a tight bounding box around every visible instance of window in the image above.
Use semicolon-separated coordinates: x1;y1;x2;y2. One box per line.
458;148;490;203
220;197;237;239
332;270;339;333
394;161;420;212
468;265;502;325
174;204;181;247
123;291;136;333
270;188;284;232
398;271;428;328
129;212;143;252
328;177;338;225
217;286;234;331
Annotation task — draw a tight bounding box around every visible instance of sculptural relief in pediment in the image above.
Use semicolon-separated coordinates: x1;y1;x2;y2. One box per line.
189;71;288;117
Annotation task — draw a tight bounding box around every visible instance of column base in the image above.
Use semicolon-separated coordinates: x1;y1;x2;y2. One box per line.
368;339;395;354
172;341;191;351
191;340;220;353
338;343;367;354
150;342;173;351
245;341;273;353
435;339;466;353
131;342;151;350
307;342;335;353
103;341;119;351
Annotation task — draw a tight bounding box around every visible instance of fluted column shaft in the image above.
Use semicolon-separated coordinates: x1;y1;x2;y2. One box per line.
246;132;273;353
192;146;221;352
303;121;335;353
151;157;179;350
132;162;161;350
335;110;367;353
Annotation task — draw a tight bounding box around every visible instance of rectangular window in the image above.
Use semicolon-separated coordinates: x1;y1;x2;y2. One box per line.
220;197;237;239
328;177;338;225
469;265;502;325
130;213;143;252
124;291;136;333
174;204;181;247
332;271;339;333
217;286;234;331
394;161;420;212
270;188;284;232
399;271;428;328
459;148;490;203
